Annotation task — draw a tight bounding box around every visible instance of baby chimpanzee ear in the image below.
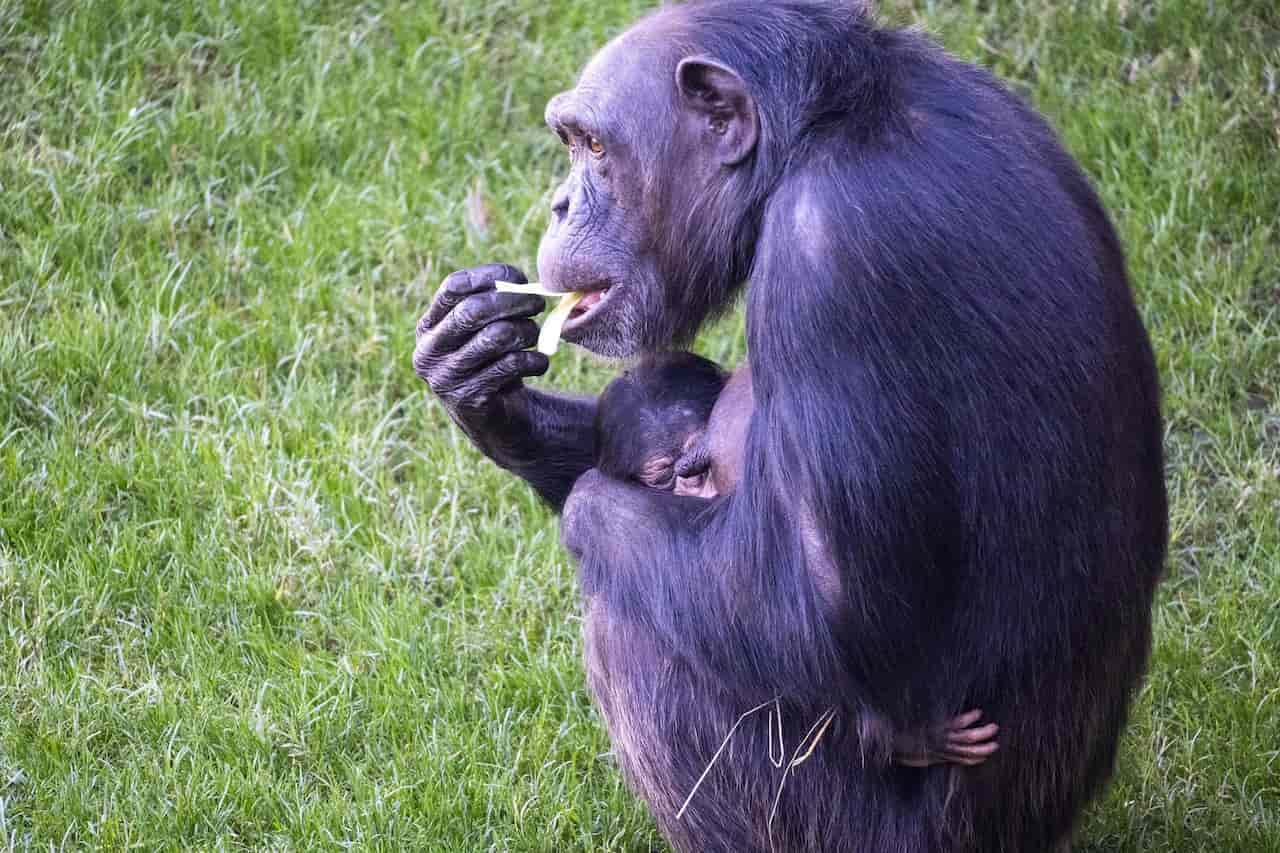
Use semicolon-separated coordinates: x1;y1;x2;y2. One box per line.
675;56;758;166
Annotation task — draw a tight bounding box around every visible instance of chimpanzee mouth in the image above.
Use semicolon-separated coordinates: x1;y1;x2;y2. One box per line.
563;286;613;331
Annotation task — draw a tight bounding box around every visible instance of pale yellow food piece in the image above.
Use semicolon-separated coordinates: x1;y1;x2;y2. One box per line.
495;281;583;356
535;291;583;355
494;281;557;295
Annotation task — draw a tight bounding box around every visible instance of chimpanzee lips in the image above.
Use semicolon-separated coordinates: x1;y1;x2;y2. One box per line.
565;286;611;327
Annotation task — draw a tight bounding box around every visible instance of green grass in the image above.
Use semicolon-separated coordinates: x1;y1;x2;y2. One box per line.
0;0;1276;849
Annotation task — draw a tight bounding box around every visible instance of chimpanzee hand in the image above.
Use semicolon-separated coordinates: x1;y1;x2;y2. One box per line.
893;709;1000;768
412;263;599;510
414;263;548;421
673;438;717;498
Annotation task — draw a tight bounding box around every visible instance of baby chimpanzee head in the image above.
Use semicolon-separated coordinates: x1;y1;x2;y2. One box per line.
595;352;726;493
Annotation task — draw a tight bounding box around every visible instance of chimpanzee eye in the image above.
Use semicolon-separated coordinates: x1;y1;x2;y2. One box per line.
587;136;605;157
557;129;570;146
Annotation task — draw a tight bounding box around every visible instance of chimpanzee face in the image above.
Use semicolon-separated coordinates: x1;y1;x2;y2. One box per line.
536;18;759;357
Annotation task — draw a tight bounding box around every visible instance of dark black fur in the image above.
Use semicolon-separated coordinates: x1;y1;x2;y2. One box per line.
561;3;1167;851
414;1;1166;850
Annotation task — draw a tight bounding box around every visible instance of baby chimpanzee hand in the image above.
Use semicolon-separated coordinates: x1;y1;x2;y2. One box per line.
894;709;1000;768
673;439;717;498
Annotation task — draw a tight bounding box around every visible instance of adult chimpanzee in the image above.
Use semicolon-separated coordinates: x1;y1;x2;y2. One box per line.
412;2;1167;851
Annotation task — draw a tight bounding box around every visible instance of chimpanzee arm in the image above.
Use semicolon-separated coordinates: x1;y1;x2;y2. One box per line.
455;388;597;510
562;469;847;698
413;264;596;509
563;428;945;746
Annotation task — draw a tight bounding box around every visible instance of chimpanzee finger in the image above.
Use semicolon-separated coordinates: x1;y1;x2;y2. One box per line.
418;270;490;340
424;289;546;356
450;350;550;407
675;442;712;479
948;709;984;730
419;263;528;336
942;741;1000;765
429;319;541;393
948;722;999;745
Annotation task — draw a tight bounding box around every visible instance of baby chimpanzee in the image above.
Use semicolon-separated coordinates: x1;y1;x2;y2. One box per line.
592;353;999;768
594;352;729;494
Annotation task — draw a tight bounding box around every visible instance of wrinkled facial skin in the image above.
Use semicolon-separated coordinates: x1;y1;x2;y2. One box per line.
536;25;736;357
537;34;674;357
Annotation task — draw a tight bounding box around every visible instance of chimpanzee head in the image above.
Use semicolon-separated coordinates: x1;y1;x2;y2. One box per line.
594;352;727;489
536;6;779;358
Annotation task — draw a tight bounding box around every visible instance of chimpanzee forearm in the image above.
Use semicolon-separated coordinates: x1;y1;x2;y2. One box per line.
449;387;596;510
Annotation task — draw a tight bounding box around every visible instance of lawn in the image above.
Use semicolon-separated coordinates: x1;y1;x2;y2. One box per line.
1;0;1277;850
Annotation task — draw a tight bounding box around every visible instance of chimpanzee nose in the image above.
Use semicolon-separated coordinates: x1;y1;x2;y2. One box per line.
550;182;571;222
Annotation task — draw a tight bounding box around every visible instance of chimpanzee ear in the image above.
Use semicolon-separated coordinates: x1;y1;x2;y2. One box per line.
676;56;758;166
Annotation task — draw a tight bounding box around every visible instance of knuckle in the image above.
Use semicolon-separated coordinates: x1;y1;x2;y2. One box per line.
519;294;547;316
465;265;494;285
438;375;468;401
419;367;447;394
480;262;522;284
480;321;520;351
412;344;434;377
441;269;471;292
479;355;518;384
452;300;484;332
455;294;498;331
518;350;549;378
499;351;537;376
416;310;434;338
414;350;462;395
